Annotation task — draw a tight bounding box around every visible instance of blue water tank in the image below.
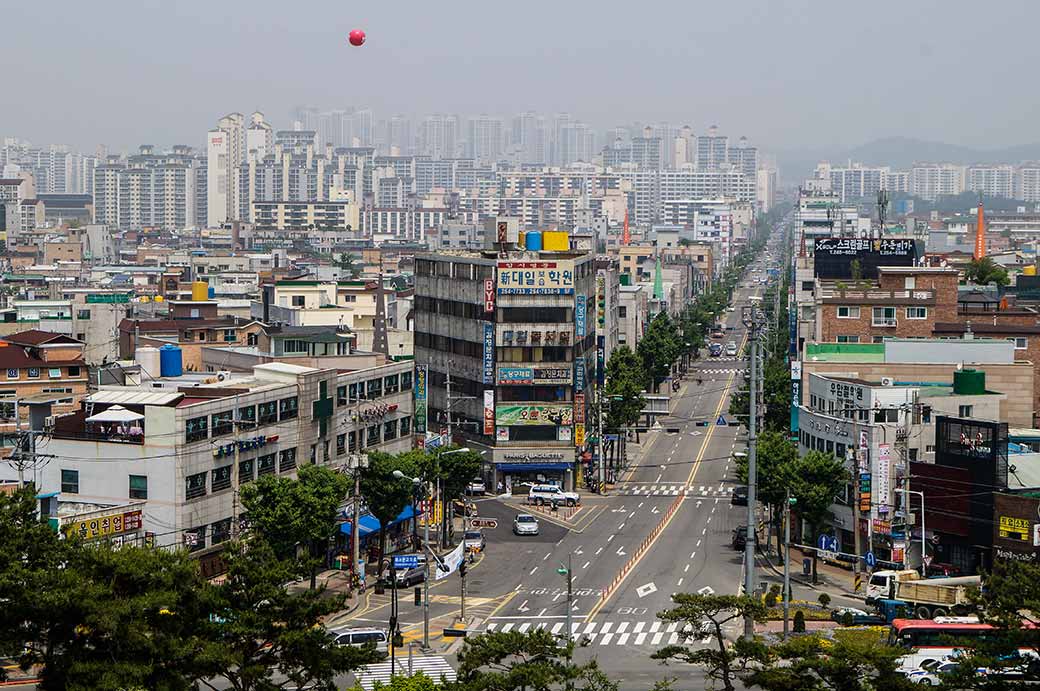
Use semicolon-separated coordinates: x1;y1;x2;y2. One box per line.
525;231;543;251
159;344;183;377
208;286;215;299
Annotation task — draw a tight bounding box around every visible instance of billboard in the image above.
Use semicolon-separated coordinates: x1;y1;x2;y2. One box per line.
414;365;428;434
497;260;575;295
575;295;587;338
497;366;571;385
812;238;917;279
574;358;586;391
596;336;605;386
498;367;533;385
496;404;573;427
483;322;495;385
483;278;496;313
64;509;143;540
483;390;495;435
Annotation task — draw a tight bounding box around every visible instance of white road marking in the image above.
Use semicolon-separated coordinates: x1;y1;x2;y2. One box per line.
696;540;701;548
607;534;615;542
530;567;539;575
551;622;564;634
651;632;663;645
636;582;658;598
553;592;563;602
582;561;591;569
601;622;613;633
582;622;597;634
638;502;644;508
633;622;646;633
543;553;551;561
595;547;603;555
617;632;630;645
616;545;626;556
650;621;661;632
668;632;679;645
655;474;662;483
600;633;613;645
702;527;707;535
691;550;697;557
616;622;629;633
538;608;546;617
502;623;515;632
618;523;625;531
684;564;690;573
518;600;530;612
518;623;531;633
635;632;647;645
677;577;684;587
629;511;635;519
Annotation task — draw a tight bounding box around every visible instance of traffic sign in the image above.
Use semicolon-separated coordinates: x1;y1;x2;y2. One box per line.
865;551;877;568
469;517;498;529
817;535;837;552
393;554;420;569
716;415;728;426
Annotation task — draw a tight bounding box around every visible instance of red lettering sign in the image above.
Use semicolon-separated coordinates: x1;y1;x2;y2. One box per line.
483;279;495;313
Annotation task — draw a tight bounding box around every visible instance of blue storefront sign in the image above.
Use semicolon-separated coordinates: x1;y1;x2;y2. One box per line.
483;322;495;385
575;295;587;338
574;357;586;391
596;336;605;386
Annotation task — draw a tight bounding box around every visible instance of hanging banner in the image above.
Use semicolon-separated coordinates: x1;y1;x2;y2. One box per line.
435;541;466;580
483;390;495;435
483;322;495;385
596;336;606;387
414;365;428;435
575;295;587;338
877;443;892;513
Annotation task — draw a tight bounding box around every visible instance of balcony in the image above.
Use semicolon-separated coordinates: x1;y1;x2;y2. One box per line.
820;288;935;303
51;410;145;445
871;318;898;327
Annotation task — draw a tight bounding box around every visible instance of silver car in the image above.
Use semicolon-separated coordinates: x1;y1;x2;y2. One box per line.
513;513;540;536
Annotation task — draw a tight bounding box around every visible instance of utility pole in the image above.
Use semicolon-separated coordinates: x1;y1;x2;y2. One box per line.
783;490;795;639
741;303;765;638
557;554;573;642
422;478;431;650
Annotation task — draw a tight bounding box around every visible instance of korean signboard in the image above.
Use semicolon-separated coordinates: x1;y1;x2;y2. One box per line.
596;336;605;386
497;367;571;385
483;322;495;385
496;260;575;295
574;359;586;391
64;509;143;540
876;443;892;514
999;515;1030;541
575;423;586;447
495;404;573;427
574;392;586;447
483;390;495;436
414;365;428;435
575;294;587;338
483;278;496;313
498;367;533;385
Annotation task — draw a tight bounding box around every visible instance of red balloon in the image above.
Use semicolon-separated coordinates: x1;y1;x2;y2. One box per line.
348;29;366;47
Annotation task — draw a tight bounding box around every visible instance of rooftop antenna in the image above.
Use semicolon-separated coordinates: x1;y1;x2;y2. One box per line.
877;189;889;240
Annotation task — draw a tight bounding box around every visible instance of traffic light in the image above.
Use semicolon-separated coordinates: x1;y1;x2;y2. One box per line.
414;586;421;607
459;560;467;578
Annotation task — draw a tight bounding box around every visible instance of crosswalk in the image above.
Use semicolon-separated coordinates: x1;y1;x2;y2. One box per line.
354;655;456;690
484;620;711;648
617;483;734;497
698;368;745;375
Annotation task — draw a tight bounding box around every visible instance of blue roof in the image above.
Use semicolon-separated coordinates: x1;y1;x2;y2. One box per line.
340;505;418;536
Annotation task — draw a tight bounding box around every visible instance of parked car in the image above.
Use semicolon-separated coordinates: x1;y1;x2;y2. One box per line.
466;479;486;495
830;607;887;626
513;513;540;536
711;329;725;339
730;486;748;506
731;526;758;550
390;554;427;587
328;627;389;653
725;342;738;356
708;343;723;357
528;484;580;507
463;529;486;552
453;498;478;516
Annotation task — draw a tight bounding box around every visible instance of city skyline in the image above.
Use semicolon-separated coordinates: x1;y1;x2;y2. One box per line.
4;0;1039;152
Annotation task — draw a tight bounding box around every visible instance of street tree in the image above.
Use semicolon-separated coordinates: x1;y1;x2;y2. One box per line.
338;252;362;279
452;629;617;691
782;450;848;582
198;540;381;691
604;345;645;434
652;593;768;691
414;446;482;545
736;432;798;556
359;451;420;566
638;313;682;391
240;463;351;587
742;634;918;691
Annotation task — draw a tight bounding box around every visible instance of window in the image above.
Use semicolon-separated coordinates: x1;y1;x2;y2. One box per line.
367;378;383;399
61;469;79;494
1008;337;1028;350
872;335;885;344
959;405;974;418
258;453;276;476
211;518;232;545
384;374;399;394
309;444;317;464
279;447;297;473
836;306;860;319
129;474;148;499
401;371;412;391
68;366;80;377
247;332;258;346
336;433;346;456
400;416;411;436
238;405;256;429
212;465;232;492
291;295;306;307
367;424;380;447
48;368;61;379
6;369;17;379
77;309;91;320
337;385;348;406
185;471;207;500
76;332;85;341
184;525;206;552
27;368;40;379
197;332;206;341
223;329;236;343
836;335;860;343
905;307;928;320
874;408;898;423
384;419;398;441
872;307;896;326
904;276;916;289
186;416;208;443
258;401;277;425
283;339;308;354
801;281;814;292
211;411;233;436
278;397;298;420
239;458;255;483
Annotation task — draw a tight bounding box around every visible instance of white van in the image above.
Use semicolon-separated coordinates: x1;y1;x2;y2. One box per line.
329;627;389;652
528;484;580;506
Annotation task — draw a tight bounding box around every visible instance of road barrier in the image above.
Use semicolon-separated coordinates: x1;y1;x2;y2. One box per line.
596;492;686;607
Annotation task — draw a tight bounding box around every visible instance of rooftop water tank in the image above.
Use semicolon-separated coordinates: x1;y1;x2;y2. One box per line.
136;346;160;381
953;368;986;396
1025;265;1037;276
159;344;183;378
191;281;208;302
524;231;543;251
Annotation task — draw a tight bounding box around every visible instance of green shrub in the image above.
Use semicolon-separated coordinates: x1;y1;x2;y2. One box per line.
818;593;831;609
793;610;806;633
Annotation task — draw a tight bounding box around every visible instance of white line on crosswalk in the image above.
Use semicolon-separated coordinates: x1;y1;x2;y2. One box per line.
616;622;628;633
518;623;530;633
652;632;663;645
551;623;563;634
635;632;647;645
600;633;613;645
502;623;514;632
617;632;630;645
650;621;661;632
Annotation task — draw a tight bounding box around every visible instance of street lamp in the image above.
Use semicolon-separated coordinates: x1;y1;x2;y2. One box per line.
897;488;927;576
557;554;574;646
783;492;797;639
393;469;433;651
348;453;370;588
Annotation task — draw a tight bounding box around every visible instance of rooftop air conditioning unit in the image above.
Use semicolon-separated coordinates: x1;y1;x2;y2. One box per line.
216;371;231;382
881;377;895;387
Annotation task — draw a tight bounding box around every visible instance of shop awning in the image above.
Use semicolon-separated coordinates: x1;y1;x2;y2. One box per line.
340;505;419;536
497;463;573;472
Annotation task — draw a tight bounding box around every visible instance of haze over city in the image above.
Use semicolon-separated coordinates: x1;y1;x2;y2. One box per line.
4;0;1039;152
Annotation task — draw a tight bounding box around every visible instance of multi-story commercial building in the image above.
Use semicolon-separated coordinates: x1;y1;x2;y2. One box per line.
414;230;598;491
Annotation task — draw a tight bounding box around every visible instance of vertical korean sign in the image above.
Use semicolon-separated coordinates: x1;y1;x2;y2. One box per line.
483;390;495;436
414;365;428;435
575;295;587;338
574;392;586;447
483;278;495;314
876;443;891;515
596;336;606;387
483;322;495;385
790;360;802;437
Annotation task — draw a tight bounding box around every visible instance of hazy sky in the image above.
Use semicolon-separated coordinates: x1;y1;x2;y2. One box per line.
5;0;1038;154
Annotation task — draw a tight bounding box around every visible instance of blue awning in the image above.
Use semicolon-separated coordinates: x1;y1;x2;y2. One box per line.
340;505;419;536
497;463;572;472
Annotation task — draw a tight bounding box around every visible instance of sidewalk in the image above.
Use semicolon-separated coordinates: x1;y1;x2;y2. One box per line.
756;545;864;601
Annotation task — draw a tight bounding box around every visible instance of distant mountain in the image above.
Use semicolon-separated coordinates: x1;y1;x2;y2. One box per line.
775;137;1040;184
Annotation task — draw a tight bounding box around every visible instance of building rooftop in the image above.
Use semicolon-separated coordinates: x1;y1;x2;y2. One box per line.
805;343;885;363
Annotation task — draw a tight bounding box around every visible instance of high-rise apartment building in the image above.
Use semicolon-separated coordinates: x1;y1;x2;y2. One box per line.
206;113;245;226
910;164;967;201
968;165;1015;199
466;115;505;165
419;115;459;160
1015;166;1040;203
695;126;729;171
510;113;547;165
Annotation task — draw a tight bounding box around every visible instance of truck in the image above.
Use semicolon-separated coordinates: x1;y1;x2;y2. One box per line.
866;569;981;620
